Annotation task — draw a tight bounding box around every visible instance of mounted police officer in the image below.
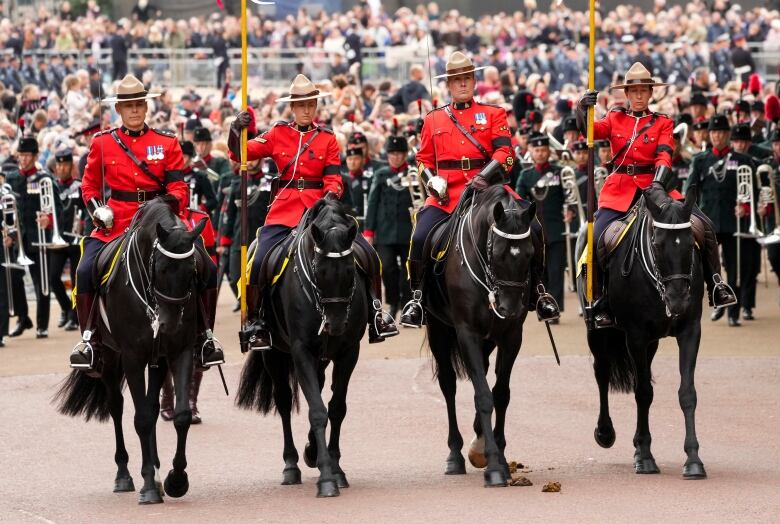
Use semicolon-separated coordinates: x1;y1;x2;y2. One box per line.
5;136;61;339
577;63;737;328
400;51;559;327
49;147;84;331
69;75;224;370
364;134;414;319
229;74;398;352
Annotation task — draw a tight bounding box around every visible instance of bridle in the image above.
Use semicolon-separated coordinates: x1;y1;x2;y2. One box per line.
457;199;531;319
294;226;356;335
640;214;694;318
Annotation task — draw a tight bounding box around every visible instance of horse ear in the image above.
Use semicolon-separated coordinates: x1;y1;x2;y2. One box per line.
683;186;697;215
644;190;660;215
526;201;537;221
492;201;504;223
156;223;168;241
190;217;208;240
347;217;358;241
311;222;324;244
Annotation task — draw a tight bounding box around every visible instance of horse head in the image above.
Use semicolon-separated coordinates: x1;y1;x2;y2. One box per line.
147;200;207;335
309;199;358;337
471;187;536;319
644;185;697;318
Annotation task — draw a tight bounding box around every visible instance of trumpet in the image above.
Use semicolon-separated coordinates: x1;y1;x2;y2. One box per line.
594;166;609;198
561;166;584;292
735;164;760;288
756;164;780;246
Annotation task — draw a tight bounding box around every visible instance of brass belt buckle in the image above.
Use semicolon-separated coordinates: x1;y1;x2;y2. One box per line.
461;157;471;171
137;189;146;203
297;178;305;191
626;165;635;176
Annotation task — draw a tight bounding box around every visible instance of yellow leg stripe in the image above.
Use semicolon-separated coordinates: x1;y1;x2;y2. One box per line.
271;257;289;285
100;238;126;285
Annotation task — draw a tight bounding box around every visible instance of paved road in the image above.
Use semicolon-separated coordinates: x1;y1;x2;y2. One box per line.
1;284;778;522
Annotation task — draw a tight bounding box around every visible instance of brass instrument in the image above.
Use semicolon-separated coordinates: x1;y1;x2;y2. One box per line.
735;164;760;288
400;162;427;217
34;178;68;297
188;177;199;210
546;133;574;166
192;154;221;182
756;164;780;246
1;187;34;316
594;166;609;197
673;122;699;161
561;166;584;292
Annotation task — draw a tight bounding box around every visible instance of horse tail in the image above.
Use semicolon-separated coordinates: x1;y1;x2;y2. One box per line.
236;351;299;414
589;330;636;394
53;371;112;422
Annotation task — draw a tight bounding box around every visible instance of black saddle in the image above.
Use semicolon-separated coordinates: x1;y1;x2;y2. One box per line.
93;235;128;293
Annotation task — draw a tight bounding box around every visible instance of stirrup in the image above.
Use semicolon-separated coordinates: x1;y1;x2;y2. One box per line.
534;284;560;322
372;299;399;338
240;323;272;353
711;275;737;309
199;330;226;368
69;330;95;370
400;290;424;328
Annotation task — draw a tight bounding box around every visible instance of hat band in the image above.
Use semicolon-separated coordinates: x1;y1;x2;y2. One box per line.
623;78;656;86
289;90;320;100
445;66;476;76
116;90;149;100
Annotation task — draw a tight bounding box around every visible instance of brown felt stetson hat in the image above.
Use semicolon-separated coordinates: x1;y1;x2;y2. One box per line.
611;62;669;90
101;74;161;103
433;51;486;79
275;74;331;103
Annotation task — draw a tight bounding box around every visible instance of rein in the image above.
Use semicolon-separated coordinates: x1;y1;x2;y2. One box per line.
457;198;530;319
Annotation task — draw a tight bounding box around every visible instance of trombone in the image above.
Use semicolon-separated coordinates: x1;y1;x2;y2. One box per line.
756;164;780;246
1;189;34;316
561;166;584;292
735;164;760;288
594;166;609;198
34;178;68;297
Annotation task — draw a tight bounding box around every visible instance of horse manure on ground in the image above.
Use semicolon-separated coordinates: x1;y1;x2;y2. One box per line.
508;461;526;474
541;481;561;492
510;475;533;487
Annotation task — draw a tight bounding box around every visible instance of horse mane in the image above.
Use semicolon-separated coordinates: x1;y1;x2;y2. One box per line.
140;195;180;230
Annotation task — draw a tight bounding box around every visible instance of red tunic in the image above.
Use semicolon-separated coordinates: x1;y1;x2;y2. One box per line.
417;101;517;213
593;108;681;212
82;126;189;242
229;122;343;228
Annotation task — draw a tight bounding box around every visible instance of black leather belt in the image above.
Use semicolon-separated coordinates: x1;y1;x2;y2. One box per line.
436;158;490;171
278;178;324;190
614;164;655;175
110;189;163;202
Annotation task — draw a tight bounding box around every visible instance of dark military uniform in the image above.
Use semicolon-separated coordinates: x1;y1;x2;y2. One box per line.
516;162;569;310
762;155;780;284
685;147;758;322
341;169;371;229
184;166;218;214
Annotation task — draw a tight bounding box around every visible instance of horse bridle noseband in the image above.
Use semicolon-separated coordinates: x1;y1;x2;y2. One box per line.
643;217;694;318
459;201;531;319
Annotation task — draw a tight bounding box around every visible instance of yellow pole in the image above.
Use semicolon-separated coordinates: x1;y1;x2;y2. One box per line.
239;0;249;326
585;0;596;307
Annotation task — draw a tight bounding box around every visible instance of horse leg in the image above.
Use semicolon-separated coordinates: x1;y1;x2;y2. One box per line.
492;341;520;479
677;323;707;479
468;342;494;471
457;328;507;487
428;317;465;475
592;331;618;448
304;362;327;470
292;344;339;498
146;363;167;493
125;369;164;504
163;352;193;498
630;337;660;474
104;357;134;493
327;344;359;489
265;351;301;485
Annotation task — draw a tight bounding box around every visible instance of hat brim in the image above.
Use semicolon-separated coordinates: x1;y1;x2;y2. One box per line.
102;92;161;104
611;81;669;90
433;66;487;79
276;91;331;103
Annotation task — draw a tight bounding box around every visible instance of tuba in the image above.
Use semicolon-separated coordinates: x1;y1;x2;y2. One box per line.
756;164;780;245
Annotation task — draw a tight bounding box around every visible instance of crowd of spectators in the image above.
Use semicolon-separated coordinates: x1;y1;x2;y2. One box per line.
0;0;779;172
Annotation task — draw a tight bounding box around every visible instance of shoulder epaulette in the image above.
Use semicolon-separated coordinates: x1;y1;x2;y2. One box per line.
609;106;628;113
317;126;334;134
271;120;288;128
94;127;117;138
652;112;670;119
426;105;446;116
151;127;176;138
475;101;502;110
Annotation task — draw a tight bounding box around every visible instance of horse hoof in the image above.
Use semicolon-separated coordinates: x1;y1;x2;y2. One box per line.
445;455;466;475
113;475;135;493
282;467;302;485
303;443;317;469
683;462;707;479
163;470;189;498
468;436;487;468
334;472;350;489
483;469;508;488
635;458;660;474
138;487;164;505
316;479;340;498
594;426;616;448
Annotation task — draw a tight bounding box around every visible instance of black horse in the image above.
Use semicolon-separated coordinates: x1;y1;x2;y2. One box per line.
422;185;537;487
236;198;368;498
55;196;210;503
577;186;708;478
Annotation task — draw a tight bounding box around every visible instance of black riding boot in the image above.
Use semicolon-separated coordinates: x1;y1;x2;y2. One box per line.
698;217;738;309
400;259;424;327
160;372;174;421
367;274;399;343
528;229;560;322
69;293;100;371
196;288;225;369
239;284;271;353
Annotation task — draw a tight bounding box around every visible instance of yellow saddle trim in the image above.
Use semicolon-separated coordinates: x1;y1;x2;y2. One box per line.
576;215;637;277
100;238;127;286
271;257;289;285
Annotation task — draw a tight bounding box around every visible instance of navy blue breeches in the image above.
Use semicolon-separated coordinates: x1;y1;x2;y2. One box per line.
409;206;450;262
